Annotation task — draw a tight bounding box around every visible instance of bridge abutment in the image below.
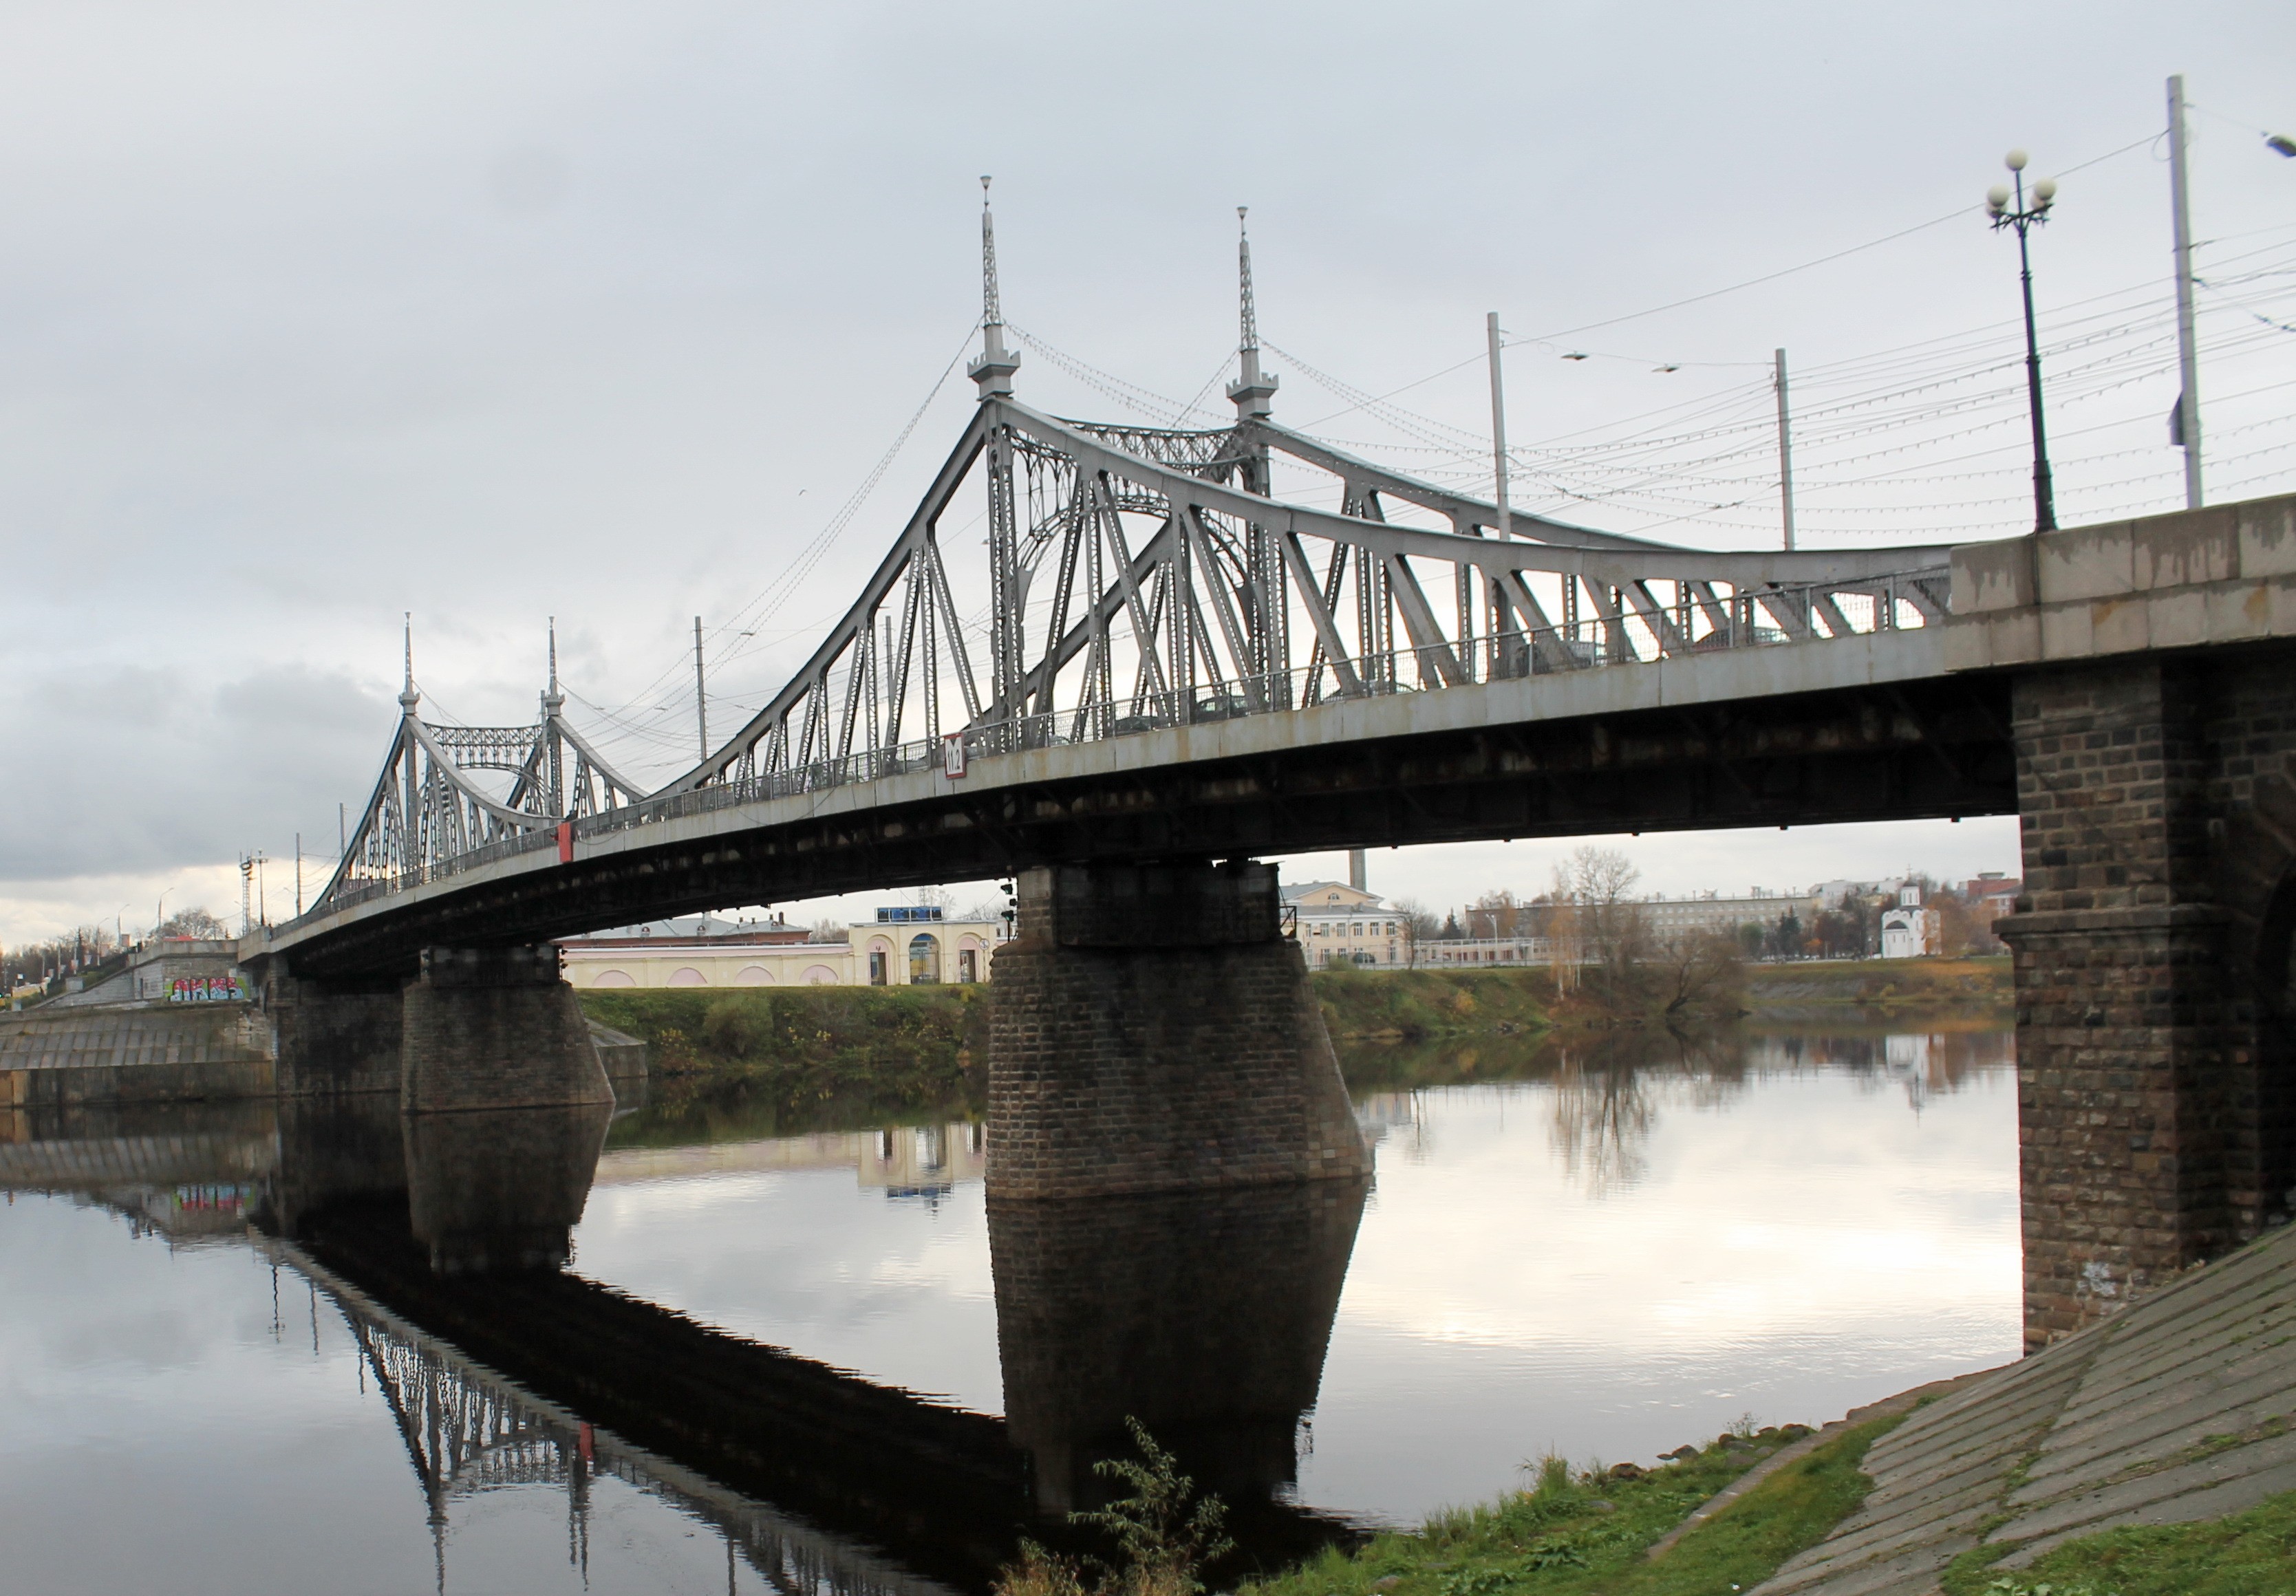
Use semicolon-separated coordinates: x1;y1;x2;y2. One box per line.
2004;651;2296;1348
400;946;614;1114
987;861;1369;1198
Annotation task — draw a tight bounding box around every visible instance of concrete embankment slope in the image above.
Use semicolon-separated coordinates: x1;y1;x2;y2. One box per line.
1757;1220;2296;1595
0;1004;273;1104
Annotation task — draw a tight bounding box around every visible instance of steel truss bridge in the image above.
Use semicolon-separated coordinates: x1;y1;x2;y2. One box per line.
266;202;2014;978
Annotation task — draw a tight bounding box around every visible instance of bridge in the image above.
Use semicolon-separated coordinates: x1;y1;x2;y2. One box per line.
237;191;2296;1350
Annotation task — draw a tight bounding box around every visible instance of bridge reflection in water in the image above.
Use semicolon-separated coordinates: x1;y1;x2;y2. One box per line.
0;1091;1368;1593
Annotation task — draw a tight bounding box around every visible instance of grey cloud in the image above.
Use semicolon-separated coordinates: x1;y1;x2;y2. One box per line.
3;662;393;881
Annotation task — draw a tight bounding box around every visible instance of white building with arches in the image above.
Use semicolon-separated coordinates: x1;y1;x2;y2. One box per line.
559;909;1003;992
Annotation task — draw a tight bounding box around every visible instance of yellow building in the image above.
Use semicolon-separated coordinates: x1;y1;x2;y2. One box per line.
561;910;1002;991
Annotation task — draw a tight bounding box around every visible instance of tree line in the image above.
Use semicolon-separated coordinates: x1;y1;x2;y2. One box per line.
3;906;229;996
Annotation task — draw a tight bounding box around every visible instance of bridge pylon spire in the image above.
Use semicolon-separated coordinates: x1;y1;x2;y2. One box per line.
967;176;1020;400
1226;205;1278;421
399;613;419;714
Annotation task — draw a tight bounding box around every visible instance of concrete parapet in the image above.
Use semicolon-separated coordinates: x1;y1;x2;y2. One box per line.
988;861;1370;1199
1945;492;2296;671
401;946;613;1114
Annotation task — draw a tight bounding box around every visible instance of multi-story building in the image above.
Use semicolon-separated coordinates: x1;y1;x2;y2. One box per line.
1640;890;1816;942
1283;881;1409;967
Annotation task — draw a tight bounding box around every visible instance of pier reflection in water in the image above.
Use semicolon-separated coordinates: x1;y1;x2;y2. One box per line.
0;1020;2018;1595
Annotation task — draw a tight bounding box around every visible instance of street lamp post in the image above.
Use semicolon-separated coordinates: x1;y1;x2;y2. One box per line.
1987;150;2059;532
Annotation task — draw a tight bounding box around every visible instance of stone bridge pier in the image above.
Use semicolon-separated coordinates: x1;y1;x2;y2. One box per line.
400;946;613;1114
987;860;1370;1198
1953;502;2296;1348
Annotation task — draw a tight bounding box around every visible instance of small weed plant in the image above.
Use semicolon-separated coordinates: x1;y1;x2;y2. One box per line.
994;1419;1233;1596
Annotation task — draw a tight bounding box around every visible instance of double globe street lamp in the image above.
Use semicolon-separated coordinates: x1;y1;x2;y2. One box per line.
1988;150;2059;532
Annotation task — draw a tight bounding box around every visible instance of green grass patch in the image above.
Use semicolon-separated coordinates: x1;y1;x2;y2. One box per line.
1940;1487;2296;1596
1309;967;1555;1042
1238;1416;1896;1596
1742;956;2011;1015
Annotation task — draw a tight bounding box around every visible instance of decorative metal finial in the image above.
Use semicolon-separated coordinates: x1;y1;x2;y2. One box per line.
1227;204;1278;420
980;176;1002;328
1237;206;1258;352
968;175;1020;399
400;613;419;711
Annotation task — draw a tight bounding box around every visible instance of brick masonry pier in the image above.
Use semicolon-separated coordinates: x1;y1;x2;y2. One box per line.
987;861;1371;1199
1948;499;2296;1347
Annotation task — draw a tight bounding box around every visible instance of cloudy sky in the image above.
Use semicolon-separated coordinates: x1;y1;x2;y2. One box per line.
3;1;2291;941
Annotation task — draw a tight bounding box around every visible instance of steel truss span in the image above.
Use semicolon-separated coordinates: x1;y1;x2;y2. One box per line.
305;401;1953;931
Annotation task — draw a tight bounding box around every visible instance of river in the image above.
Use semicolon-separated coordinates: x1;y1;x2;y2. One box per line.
0;1021;2017;1595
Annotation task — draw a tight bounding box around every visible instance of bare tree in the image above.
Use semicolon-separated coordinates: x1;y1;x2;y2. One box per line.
156;906;228;940
1649;927;1746;1021
1393;897;1441;967
1567;846;1648;1006
808;918;850;943
1543;865;1582;998
1470;888;1524;939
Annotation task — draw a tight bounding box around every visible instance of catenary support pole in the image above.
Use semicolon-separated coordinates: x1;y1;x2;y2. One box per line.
1774;347;1797;552
2168;74;2204;508
693;616;709;762
1485;312;1511;541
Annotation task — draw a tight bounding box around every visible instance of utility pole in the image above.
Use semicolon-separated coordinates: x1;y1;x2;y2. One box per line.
239;855;254;936
294;834;303;918
693;616;709;761
1774;348;1797;551
1485;312;1511;541
2167;74;2204;508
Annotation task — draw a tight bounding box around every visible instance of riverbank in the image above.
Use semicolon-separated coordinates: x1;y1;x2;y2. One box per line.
1743;956;2011;1021
575;984;988;1132
1234;1408;1920;1596
1241;1213;2296;1596
1311;966;1555;1041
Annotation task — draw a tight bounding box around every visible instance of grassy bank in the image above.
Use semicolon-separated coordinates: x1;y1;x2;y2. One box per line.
578;985;985;1132
1940;1487;2296;1596
1311;966;1554;1041
1744;956;2011;1017
1239;1416;1903;1596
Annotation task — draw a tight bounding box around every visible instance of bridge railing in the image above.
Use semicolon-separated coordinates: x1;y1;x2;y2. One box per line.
294;567;1944;927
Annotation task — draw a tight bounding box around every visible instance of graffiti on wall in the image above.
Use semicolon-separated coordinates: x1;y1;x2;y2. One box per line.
169;974;246;1003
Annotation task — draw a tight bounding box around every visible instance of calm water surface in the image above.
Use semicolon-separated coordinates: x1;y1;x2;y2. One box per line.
0;1025;2017;1595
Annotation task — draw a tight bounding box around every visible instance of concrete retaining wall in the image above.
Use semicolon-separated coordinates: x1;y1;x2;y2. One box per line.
0;1004;275;1107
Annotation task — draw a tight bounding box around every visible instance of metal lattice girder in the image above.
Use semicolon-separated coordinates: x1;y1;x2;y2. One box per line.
316;665;640;914
641;394;1951;809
